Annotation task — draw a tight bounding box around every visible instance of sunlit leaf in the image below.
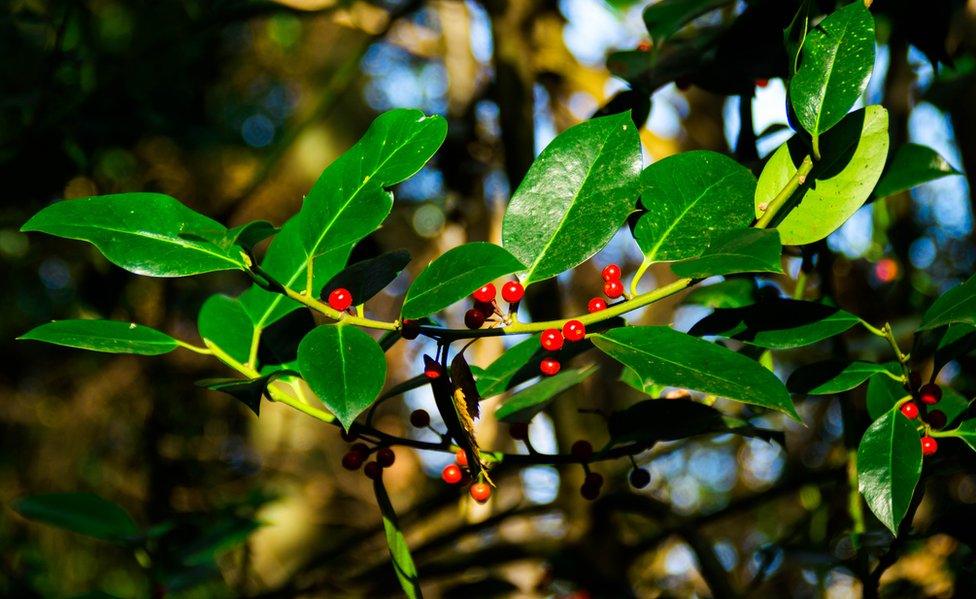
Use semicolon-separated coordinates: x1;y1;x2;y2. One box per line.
495;366;597;423
874;143;961;199
857;408;922;534
19;320;178;355
669;229;782;278
918;274;976;330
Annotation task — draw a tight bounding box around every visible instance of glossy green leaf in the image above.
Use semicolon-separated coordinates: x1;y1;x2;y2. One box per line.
19;320;178;355
592;326;799;419
502;112;642;285
322;249;411;305
634;151;757;263
21;193;246;277
918;274;976;330
608;399;783;446
401;243;524;319
13;493;139;543
755;106;889;245
688;299;859;349
495;366;597;423
297;324;387;429
222;220;278;250
937;388;971;426
952;418;976;452
683;278;760;309
789;1;875;141
788;360;898;395
198;294;254;365
857;408;922;534
866;374;908;421
669;229;782;278
373;476;422;598
618;366;666;396
476;337;541;398
874;143;961;199
642;0;732;45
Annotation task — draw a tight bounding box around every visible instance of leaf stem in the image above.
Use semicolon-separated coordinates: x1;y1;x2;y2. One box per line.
630;256;653;297
175;340;212;355
755;155;814;229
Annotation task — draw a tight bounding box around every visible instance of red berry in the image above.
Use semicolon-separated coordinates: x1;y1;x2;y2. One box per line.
604;279;624;299
540;328;564;351
327;288;353;311
376;447;396;468
587;297;607;313
424;365;442;380
540;357;561;376
455;449;469;468
363;461;381;479
401;319;420;340
637;40;651;52
464;308;487;330
501;281;525;304
900;402;919;420
756;78;769;88
570;440;593;460
350;442;370;455
470;482;492;503
341;451;365;471
441;463;463;484
919;383;942;405
472;283;496;303
410;409;430;428
563;320;585;342
601;264;622;282
629;468;651;489
928;410;947;429
509;422;529;441
921;436;938;456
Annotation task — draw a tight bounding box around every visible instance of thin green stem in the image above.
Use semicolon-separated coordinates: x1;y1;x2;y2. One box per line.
630;256;653;297
755;155;814;229
175;340;212;355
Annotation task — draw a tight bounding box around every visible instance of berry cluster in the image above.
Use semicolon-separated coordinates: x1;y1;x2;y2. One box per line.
408;409;493;503
898;383;944;456
340;437;397;479
463;280;525;330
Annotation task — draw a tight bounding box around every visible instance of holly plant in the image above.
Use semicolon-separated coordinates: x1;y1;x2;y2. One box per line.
15;1;975;596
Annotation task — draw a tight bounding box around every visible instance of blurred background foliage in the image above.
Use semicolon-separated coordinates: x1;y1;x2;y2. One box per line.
2;0;976;596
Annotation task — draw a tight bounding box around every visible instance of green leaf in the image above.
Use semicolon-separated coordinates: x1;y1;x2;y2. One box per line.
683;278;760;309
196;371;296;417
401;243;525;319
755;106;889;245
789;1;875;142
476;337;542;398
322;249;411;306
373;476;422;598
608;399;783;446
669;229;782;278
857;408;922;534
297;324;387;429
222;220;278;250
688;299;860;349
591;326;799;419
634;151;757;263
19;320;178;355
874;143;961;199
642;0;732;45
913;324;976;374
13;493;140;543
952;419;976;452
198;295;254;366
239;110;446;329
495;366;598;423
866;374;908;421
938;388;971;426
618;366;666;396
21;193;246;277
502;112;642;285
918;274;976;330
788;360;898;395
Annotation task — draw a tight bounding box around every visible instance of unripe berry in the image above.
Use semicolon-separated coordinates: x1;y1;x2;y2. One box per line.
629;468;651;489
602;264;622;282
376;447;396;468
464;308;487;330
563;320;585;342
455;448;469;468
472;283;496;303
900;402;919;420
580;483;600;500
327;288;353;311
410;409;430;428
604;279;624;299
363;461;381;480
400;319;420;340
584;472;604;489
587;297;607;313
501;281;525;304
540;357;561;376
342;451;365;471
509;422;529;441
919;383;942;405
540;328;564;351
469;482;492;503
442;463;463;484
570;440;593;460
927;409;947;430
921;436;938;456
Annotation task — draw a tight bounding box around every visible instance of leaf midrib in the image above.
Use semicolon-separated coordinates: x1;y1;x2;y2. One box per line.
645;169;739;261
